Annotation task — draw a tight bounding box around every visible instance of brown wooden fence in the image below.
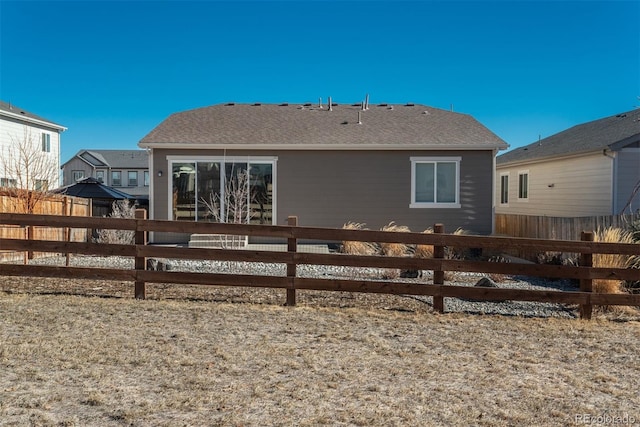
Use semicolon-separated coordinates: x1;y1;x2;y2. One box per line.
0;194;90;262
495;213;639;241
1;212;639;320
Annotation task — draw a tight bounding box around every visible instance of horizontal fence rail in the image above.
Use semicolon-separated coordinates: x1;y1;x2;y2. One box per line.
1;212;639;320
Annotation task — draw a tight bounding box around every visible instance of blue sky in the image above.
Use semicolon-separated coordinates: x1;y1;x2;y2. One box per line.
1;0;638;163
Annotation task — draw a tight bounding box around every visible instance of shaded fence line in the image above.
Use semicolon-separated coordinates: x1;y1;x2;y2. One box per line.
495;213;639;241
1;212;639;320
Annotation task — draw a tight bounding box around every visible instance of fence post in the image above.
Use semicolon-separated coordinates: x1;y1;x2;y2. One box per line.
65;196;72;267
23;226;28;265
580;231;594;320
433;223;445;313
134;209;148;299
286;216;298;306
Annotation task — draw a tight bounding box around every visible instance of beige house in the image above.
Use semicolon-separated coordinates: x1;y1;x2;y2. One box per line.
139;101;508;243
496;108;640;217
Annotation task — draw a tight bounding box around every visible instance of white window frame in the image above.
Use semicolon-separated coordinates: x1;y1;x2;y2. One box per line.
143;170;150;187
41;133;51;153
166;155;278;224
72;170;85;182
95;170;105;183
499;172;509;206
518;170;529;201
128;171;138;187
410;156;461;208
112;171;122;187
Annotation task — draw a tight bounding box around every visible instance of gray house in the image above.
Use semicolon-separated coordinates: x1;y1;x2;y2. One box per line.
139;101;508;243
496;108;640;217
61;150;149;197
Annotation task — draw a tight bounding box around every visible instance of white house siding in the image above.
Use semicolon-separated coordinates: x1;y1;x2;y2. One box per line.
0;116;61;188
615;148;640;214
496;152;613;217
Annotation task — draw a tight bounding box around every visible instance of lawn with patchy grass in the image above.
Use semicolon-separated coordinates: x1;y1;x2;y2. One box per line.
1;288;639;426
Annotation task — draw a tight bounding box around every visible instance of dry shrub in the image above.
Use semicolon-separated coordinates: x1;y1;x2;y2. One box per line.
341;222;377;255
95;200;136;244
415;228;434;259
379;222;411;257
592;227;639;295
447;227;470;259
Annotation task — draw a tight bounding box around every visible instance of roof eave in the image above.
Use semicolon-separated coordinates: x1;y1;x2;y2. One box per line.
138;142;508;151
0;110;67;132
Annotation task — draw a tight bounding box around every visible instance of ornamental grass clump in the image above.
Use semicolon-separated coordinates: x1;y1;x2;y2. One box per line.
379;222;412;257
414;228;434;259
592;227;639;295
341;222;377;256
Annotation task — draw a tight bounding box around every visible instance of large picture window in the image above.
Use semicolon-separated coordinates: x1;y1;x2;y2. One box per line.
410;157;461;208
169;157;275;224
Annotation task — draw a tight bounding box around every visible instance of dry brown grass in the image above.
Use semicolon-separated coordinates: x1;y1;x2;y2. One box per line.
592;227;639;294
341;222;377;256
379;222;412;257
414;227;435;259
1;287;639;427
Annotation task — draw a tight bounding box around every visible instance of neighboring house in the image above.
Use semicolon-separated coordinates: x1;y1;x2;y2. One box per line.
0;100;66;190
61;149;150;197
139;101;508;243
496;108;640;217
54;177;148;217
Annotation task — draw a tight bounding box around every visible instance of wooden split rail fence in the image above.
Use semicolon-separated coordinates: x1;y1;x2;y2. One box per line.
1;212;639;320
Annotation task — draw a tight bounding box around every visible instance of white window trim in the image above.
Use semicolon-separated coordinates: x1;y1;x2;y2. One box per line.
518;170;529;201
165;155;278;224
499;172;509;206
410;156;461;209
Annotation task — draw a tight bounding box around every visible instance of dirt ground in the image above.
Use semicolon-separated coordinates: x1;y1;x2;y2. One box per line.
1;276;639;426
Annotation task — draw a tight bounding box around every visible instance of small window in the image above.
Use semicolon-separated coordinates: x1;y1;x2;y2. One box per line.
1;178;17;188
500;174;509;205
410;157;461;208
518;171;529;200
128;171;138;186
35;179;48;191
72;170;84;182
144;170;150;187
112;171;122;187
95;170;105;183
42;133;51;152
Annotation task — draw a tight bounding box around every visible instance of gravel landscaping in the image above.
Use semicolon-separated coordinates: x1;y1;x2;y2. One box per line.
16;254;586;319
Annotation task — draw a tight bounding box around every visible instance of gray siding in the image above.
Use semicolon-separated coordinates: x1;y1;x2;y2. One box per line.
615;149;640;214
61;157;93;186
151;149;495;242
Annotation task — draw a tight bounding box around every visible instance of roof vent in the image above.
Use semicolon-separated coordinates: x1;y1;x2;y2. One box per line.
225;102;235;106
351;103;360;107
422;110;430;115
405;103;415;107
252;103;262;106
616;113;627;118
378;103;388;107
328;96;332;111
388;106;394;110
304;103;312;107
279;103;289;106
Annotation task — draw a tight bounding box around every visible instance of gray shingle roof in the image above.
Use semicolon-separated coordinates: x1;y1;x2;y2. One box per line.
0;100;66;129
78;150;148;169
498;108;640;165
139;103;507;149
